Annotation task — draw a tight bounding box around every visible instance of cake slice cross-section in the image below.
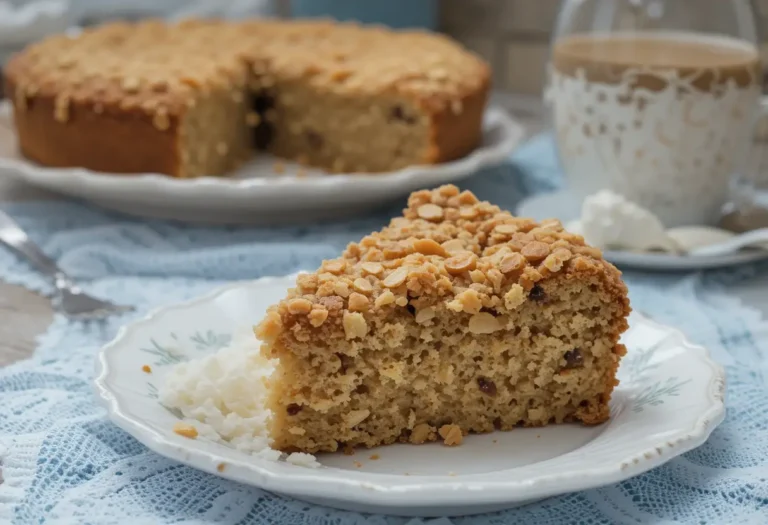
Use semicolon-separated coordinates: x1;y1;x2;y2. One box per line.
256;185;631;453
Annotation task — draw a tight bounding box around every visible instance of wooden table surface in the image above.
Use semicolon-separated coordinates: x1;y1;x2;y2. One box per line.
0;94;766;369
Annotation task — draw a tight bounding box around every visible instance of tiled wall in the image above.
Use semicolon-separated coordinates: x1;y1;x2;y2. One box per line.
441;0;768;95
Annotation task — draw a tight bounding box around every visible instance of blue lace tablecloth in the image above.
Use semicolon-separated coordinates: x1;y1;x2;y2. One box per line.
0;135;766;524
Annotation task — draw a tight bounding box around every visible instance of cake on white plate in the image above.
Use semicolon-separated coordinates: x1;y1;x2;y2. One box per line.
161;185;631;458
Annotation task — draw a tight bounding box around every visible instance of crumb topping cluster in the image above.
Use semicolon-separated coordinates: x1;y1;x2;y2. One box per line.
247;20;489;111
8;20;246;124
257;185;623;342
6;19;489;127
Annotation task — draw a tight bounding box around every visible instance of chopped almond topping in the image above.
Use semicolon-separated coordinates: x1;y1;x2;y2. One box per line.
323;260;346;274
382;267;408;288
504;284;525;310
441;239;465;253
499;253;526;274
413;238;447;257
495;224;518;235
353;277;373;294
287;298;313;315
348;292;370;312
445;252;477;275
333;281;351;298
457;190;478;205
409;423;435;444
415;307;436;324
308;307;329;327
343;311;368;339
521;241;551;262
438;424;463;446
417;203;444;221
468;312;502;334
361;262;384;276
173;422;198;439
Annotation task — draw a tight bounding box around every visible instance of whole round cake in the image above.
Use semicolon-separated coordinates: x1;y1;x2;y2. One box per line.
4;19;491;178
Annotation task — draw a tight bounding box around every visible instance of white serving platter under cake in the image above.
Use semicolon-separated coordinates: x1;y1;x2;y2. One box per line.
94;274;726;517
0;102;524;225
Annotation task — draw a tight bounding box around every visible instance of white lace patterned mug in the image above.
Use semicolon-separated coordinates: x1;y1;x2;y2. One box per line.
547;0;766;227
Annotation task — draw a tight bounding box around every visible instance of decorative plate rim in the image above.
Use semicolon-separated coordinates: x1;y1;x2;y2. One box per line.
0;102;524;195
93;275;726;509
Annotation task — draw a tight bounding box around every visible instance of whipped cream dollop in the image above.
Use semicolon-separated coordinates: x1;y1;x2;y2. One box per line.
567;190;680;253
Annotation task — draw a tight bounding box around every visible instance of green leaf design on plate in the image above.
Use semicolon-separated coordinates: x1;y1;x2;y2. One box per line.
623;339;663;378
632;376;691;413
139;331;231;367
189;330;232;351
146;382;158;399
140;338;185;366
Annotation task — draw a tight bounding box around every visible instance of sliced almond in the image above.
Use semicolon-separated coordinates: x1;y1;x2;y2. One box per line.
415;307;436;324
499;253;526;274
417;203;444;221
468;312;501;334
353;277;373;294
521;241;550;263
441;239;465;253
361;262;384;276
323;260;346;274
343;312;368;339
413;238;447;257
348;292;370;312
495;224;519;235
445;252;477;275
286;298;313;315
173;422;198;439
383;267;409;288
345;409;370;428
375;290;396;307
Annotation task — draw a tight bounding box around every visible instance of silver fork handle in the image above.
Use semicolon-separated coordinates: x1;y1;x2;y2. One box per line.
0;209;73;289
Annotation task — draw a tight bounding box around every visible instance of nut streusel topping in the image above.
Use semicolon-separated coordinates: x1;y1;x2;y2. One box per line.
256;185;626;342
7;19;489;121
7;20;248;118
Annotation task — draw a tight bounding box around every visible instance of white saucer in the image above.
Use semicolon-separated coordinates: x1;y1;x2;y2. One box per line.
517;191;768;271
94;275;725;516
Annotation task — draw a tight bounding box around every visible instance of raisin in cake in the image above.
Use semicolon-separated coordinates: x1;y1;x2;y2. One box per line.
256;185;631;453
4;19;490;177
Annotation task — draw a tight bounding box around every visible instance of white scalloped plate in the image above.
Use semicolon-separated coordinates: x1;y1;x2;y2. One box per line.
94;275;726;517
0;102;524;224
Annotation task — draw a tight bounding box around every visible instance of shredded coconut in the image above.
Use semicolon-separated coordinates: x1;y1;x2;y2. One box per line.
158;334;320;468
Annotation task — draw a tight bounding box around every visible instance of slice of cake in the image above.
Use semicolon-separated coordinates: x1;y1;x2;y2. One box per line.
255;185;630;453
4;19;490;177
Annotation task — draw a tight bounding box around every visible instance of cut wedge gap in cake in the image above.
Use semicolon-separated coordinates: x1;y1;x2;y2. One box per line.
255;185;630;453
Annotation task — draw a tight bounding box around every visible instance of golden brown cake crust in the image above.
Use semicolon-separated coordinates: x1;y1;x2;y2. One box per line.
257;185;631;452
6;81;182;175
258;184;629;336
5;19;490;177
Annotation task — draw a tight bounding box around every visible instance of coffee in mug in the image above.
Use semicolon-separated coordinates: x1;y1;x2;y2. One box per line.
548;31;762;227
